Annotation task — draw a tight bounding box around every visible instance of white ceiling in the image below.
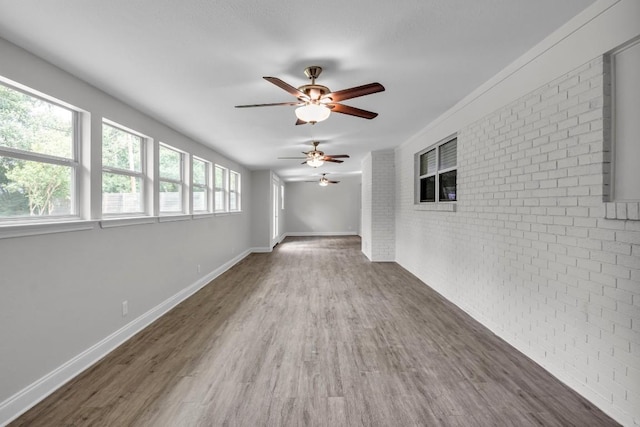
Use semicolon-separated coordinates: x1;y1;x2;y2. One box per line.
0;0;595;181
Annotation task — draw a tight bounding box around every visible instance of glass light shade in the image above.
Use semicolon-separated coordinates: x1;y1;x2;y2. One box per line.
295;104;331;123
319;180;329;187
306;157;324;167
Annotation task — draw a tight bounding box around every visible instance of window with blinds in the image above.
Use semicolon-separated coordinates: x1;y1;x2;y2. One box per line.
417;137;457;203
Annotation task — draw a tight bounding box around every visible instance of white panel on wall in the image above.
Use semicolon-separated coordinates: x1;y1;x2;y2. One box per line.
612;39;640;202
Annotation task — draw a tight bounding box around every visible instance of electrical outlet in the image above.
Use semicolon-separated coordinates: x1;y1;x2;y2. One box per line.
122;300;128;317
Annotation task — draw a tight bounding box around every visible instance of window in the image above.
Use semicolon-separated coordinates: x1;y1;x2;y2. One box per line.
102;122;146;215
214;164;228;212
417;137;457;203
0;82;79;221
158;143;186;214
192;156;211;213
229;170;241;211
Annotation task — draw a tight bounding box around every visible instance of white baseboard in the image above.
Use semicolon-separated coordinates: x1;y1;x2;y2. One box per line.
250;246;272;253
0;249;252;427
284;231;358;237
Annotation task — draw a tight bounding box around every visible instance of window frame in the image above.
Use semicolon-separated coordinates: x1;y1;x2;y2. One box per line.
101;120;149;217
192;156;212;214
415;135;458;205
214;164;229;213
0;80;81;223
229;170;241;212
609;39;640;203
158;142;187;215
603;38;640;221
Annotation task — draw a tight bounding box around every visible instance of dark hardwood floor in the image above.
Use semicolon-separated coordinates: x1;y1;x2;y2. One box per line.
11;236;619;426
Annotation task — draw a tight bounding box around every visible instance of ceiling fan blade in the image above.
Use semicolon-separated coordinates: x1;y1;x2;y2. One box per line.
325;154;350;159
264;77;308;99
235;101;302;108
323;158;344;163
325;83;385;102
277;157;307;159
295;119;307;125
328;180;340;184
329;103;378;119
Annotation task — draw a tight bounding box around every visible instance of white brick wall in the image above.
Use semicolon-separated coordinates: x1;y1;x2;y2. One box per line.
361;153;373;259
361;150;395;262
396;56;640;425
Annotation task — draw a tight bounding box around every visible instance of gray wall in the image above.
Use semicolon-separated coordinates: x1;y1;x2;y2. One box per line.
284;175;360;235
250;170;272;250
0;37;252;412
250;170;285;250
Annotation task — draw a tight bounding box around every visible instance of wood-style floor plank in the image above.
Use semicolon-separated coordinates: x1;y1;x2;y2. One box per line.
10;236;619;426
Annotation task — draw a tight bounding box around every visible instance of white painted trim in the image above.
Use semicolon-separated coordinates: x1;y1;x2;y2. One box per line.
250;247;272;253
157;214;192;223
605;202;640;220
0;248;252;426
191;213;214;220
413;203;456;212
99;216;157;228
0;220;97;239
362;250;395;263
284;231;358;237
370;257;396;263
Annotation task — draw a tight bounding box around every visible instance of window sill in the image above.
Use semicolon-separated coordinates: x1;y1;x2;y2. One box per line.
215;210;242;217
604;202;640;221
100;216;157;229
413;202;457;212
158;214;192;223
0;219;98;239
192;213;214;220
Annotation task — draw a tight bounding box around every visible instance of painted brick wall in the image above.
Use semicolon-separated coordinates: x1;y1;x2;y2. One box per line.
362;150;396;261
396;56;640;424
371;151;396;261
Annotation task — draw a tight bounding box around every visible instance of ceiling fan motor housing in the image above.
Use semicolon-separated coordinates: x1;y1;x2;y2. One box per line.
297;84;330;101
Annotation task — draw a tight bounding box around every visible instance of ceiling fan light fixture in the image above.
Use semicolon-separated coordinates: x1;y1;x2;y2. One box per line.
319;179;329;187
306;157;324;167
295;103;331;124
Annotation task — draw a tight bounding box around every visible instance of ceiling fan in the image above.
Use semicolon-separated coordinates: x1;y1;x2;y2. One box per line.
278;141;349;167
235;66;385;125
306;174;339;186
